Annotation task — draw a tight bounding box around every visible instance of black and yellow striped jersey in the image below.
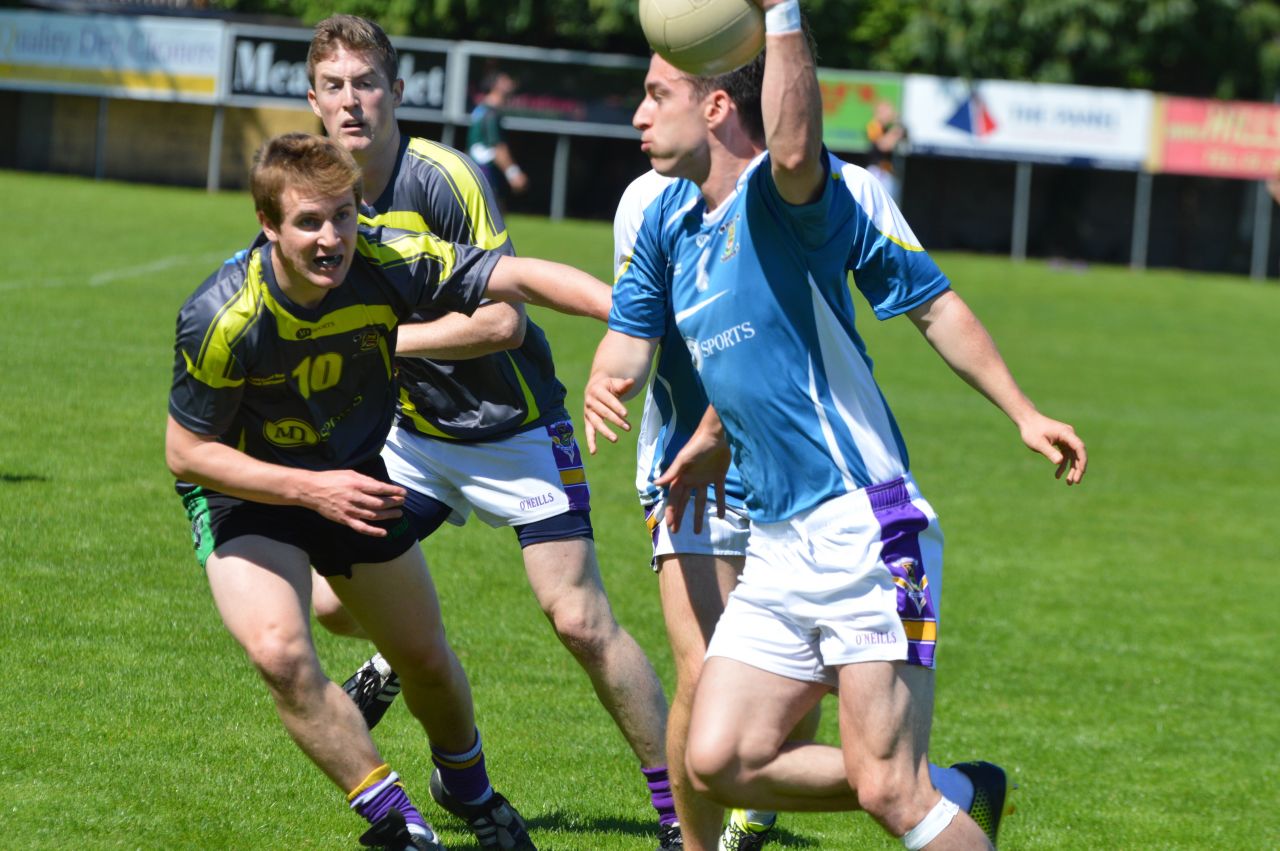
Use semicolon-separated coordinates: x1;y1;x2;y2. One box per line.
362;136;569;442
169;230;498;471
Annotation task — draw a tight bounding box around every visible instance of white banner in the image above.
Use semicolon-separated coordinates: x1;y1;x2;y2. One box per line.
903;75;1153;169
0;11;224;101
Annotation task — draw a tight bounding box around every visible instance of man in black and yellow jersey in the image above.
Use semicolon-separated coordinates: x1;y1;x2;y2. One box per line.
302;16;677;848
167;133;611;851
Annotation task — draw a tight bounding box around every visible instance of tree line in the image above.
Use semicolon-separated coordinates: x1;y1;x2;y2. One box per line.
211;0;1280;101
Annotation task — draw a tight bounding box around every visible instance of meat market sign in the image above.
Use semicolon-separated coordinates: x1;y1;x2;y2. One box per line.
226;25;450;119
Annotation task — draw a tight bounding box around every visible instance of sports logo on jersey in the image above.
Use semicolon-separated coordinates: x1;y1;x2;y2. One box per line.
548;420;578;459
891;558;931;615
263;418;320;448
684;336;704;373
247;373;286;386
356;330;380;351
945;91;998;137
719;215;740;262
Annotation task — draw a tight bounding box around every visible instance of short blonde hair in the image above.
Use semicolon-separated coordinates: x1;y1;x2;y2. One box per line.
250;133;362;227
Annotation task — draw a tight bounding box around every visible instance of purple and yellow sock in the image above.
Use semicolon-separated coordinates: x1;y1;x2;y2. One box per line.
431;729;494;806
642;764;678;827
347;763;428;833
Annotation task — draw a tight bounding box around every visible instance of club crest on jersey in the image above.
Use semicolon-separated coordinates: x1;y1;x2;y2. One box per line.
892;558;931;615
684;336;704;373
548;420;578;458
719;215;740;262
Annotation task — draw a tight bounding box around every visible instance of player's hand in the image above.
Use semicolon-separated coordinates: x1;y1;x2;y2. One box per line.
653;428;731;534
1018;413;1088;485
302;469;407;536
583;375;636;454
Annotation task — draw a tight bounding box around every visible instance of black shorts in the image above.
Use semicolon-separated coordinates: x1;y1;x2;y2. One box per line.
177;458;417;578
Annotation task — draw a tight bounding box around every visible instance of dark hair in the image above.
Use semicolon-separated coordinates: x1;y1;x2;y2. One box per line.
307;14;398;87
250;133;362;227
685;52;767;144
682;18;817;146
476;71;515;96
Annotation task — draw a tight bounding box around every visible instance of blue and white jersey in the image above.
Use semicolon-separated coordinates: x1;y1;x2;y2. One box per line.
609;153;950;523
613;170;749;511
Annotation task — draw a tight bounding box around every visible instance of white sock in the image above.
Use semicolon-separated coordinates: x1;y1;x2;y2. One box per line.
901;796;959;850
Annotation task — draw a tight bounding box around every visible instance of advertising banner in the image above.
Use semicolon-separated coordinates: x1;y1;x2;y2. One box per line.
903;75;1153;169
816;69;903;154
227;25;450;119
1147;96;1280;180
462;51;646;130
0;10;223;101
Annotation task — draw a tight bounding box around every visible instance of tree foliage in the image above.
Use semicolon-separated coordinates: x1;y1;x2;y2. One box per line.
217;0;1280;101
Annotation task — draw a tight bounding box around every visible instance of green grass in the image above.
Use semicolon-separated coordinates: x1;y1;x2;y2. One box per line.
0;169;1277;849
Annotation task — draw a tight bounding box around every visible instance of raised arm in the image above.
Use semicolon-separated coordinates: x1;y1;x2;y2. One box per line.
164;416;406;535
582;329;660;454
483;255;612;321
396;302;526;359
907;290;1088;484
759;0;824;205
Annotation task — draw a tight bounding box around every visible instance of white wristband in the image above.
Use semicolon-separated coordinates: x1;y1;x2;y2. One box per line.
504;165;524;181
765;0;802;34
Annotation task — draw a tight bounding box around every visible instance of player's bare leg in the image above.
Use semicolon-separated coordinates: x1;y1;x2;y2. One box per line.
327;546;477;753
686;657;855;812
522;537;669;765
205;536;385;790
312;567;365;637
837;661;991;849
657;553;740;850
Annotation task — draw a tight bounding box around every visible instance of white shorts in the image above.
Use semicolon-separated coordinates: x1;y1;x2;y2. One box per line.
706;475;943;686
643;497;750;570
381;419;590;528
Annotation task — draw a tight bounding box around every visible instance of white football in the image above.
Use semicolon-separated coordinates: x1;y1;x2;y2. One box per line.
638;0;765;76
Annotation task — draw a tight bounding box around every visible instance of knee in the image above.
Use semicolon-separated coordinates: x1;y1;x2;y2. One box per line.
546;597;615;661
684;729;748;801
243;630;322;706
383;633;458;688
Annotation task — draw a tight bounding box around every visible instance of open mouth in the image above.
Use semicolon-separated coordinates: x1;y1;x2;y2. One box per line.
314;254;343;270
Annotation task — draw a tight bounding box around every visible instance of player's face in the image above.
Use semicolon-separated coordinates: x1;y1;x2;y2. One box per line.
633;54;712;182
260;186;359;307
308;45;403;166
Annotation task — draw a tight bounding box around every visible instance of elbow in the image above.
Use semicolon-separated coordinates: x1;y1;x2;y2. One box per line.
490;310;526;350
165;444;190;479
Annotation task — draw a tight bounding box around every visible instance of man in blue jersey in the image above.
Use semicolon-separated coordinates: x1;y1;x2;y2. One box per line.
301;16;676;849
586;2;1086;849
168;133;611;850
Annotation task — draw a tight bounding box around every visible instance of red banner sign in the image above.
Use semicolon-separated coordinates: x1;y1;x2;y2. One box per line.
1148;96;1280;179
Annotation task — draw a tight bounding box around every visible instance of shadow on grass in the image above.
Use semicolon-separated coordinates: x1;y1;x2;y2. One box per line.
1;472;49;484
517;811;820;848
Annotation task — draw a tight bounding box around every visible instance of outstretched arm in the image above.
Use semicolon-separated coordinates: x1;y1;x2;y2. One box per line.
164;416;406;536
582;329;660;454
758;0;825;205
907;290;1087;484
484;255;612;321
396;302;526;359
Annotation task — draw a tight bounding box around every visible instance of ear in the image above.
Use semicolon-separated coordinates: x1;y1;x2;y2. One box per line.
704;90;735;131
258;210;280;244
391;77;404;109
307;86;323;120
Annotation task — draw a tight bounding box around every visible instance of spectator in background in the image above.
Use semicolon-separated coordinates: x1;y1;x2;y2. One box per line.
469;71;528;207
866;99;906;204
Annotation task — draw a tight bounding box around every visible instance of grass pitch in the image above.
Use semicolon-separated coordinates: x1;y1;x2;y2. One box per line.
0;169;1276;849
